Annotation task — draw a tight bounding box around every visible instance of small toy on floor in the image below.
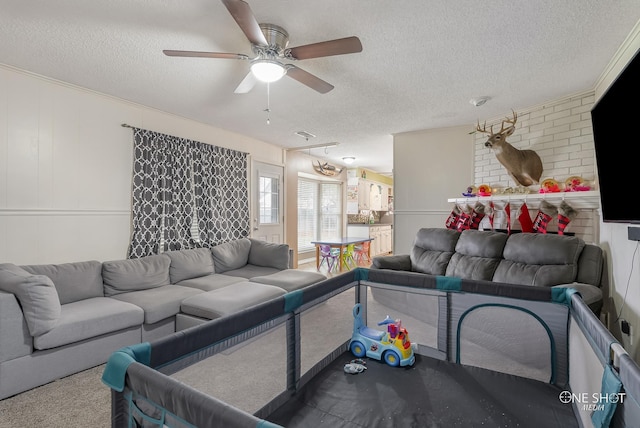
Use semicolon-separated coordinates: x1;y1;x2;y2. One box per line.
344;359;367;374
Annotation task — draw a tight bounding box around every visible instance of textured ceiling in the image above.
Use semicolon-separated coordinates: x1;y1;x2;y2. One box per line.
1;1;639;175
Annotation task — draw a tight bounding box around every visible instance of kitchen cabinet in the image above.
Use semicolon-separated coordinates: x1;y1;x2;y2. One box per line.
347;170;392;213
358;180;371;210
347;224;393;257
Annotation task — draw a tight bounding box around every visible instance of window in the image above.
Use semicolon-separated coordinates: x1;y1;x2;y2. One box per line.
297;178;342;252
259;175;279;224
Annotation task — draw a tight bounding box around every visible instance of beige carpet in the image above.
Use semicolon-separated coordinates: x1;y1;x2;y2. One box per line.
0;364;110;428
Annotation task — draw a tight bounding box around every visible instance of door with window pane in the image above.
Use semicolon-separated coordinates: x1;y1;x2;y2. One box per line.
297;178;342;253
252;161;284;243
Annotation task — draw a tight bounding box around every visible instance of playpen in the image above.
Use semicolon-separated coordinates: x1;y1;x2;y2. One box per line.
102;269;640;427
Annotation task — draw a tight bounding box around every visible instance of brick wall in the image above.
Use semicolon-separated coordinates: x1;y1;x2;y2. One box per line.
471;91;599;242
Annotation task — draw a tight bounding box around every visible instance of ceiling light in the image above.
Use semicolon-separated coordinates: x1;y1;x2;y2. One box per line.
250;59;286;83
342;157;356;164
470;97;490;107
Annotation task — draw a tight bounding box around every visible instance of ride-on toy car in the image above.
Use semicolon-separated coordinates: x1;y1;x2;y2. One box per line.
349;303;415;367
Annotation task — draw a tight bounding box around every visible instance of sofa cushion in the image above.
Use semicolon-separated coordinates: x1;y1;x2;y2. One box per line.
248;238;290;270
445;230;508;281
165;248;215;283
211;238;251;273
21;260;103;304
410;228;461;275
102;255;171;297
180;282;286;320
33;297;143;350
0;263;61;336
222;264;281;279
110;285;203;324
250;270;326;292
176;273;246;292
493;233;585;287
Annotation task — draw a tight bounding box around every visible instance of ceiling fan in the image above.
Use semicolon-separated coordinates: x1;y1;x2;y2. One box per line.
163;0;363;94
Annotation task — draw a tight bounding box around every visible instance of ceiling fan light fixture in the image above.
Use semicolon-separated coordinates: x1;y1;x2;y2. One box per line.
250;59;286;83
342;156;356;164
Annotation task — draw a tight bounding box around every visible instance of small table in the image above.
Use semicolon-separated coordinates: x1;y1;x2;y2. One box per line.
310;237;374;272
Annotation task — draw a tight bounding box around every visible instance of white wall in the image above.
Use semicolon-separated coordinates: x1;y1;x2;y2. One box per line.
0;65;283;265
392;125;473;255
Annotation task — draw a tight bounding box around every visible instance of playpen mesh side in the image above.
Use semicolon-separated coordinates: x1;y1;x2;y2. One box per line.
450;292;569;386
568;295;640;428
106;273;358;427
104;269;640;428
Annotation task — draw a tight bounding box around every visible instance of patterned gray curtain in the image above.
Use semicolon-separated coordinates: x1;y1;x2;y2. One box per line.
191;143;250;246
127;128;249;258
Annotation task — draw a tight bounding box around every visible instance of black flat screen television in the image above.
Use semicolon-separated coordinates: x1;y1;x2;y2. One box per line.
591;49;640;224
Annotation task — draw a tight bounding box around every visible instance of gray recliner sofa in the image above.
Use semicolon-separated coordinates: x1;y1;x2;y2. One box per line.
0;237;325;399
371;228;605;313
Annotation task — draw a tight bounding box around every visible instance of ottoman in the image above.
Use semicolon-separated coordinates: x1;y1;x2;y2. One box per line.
180;281;286;322
249;270;326;292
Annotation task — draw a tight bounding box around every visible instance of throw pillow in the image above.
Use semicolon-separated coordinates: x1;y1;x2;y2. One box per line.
0;263;61;336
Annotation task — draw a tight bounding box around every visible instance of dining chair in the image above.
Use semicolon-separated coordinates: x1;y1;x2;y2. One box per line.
318;244;340;272
354;241;371;265
342;244;357;270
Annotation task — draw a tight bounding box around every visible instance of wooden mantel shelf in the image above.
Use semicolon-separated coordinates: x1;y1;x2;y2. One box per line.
447;190;601;210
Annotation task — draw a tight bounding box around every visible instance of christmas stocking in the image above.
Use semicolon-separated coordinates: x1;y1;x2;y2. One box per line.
455;205;472;231
517;202;534;233
445;204;461;230
532;201;558;234
468;202;486;230
557;201;578;235
487;201;496;230
504;203;512;234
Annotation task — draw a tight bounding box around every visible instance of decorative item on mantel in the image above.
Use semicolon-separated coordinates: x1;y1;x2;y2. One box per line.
462;186;477;197
476;110;544;187
564;176;591;192
313;161;343;177
539;178;561;193
477;184;492;197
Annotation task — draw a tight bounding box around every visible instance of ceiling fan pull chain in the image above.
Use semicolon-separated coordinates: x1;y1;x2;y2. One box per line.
265;82;271;125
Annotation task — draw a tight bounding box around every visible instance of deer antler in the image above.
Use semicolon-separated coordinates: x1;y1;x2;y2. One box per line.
476;110;518;135
499;110;517;134
476;120;494;134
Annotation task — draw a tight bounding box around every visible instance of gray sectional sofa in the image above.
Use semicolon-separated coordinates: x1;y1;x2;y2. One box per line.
371;228;605;313
0;238;326;399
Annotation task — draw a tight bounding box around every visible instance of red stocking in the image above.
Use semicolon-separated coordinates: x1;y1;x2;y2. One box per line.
557;201;577;235
445;204;461;230
518;202;534;233
504;203;512;234
488;201;496;230
532;201;558;234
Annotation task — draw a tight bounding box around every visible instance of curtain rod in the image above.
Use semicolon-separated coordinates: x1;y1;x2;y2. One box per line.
121;123;135;129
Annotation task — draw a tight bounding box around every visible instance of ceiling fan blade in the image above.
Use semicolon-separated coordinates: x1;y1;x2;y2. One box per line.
234;71;257;94
285;65;334;94
221;0;268;47
288;36;363;60
163;50;249;60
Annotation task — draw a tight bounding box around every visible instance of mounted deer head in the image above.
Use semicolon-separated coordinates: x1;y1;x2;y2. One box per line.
477;110;543;187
